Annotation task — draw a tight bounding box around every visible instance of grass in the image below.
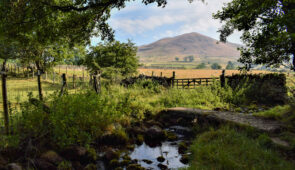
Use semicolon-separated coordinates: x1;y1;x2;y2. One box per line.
188;126;295;170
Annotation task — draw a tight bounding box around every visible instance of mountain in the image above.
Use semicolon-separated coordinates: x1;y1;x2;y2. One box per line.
137;32;241;64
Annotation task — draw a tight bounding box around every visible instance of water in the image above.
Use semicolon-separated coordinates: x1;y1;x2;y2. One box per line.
130;141;188;169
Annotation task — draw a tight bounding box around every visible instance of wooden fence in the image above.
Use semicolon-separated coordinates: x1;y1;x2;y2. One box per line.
172;77;219;89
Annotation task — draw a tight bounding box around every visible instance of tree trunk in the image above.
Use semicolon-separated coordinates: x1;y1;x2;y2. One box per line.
37;70;43;101
1;60;9;135
35;62;43;101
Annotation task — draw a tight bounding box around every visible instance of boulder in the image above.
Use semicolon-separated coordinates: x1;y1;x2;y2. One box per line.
40;150;63;165
61;146;87;161
6;163;22;170
33;159;56;170
157;163;168;170
144;125;165;142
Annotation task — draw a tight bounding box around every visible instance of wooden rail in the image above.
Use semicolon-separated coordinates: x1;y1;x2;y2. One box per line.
172;77;219;89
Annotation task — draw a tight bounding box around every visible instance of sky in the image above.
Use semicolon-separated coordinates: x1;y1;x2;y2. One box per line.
91;0;242;46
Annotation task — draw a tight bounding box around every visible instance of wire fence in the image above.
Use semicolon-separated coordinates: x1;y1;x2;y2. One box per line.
0;65;94;131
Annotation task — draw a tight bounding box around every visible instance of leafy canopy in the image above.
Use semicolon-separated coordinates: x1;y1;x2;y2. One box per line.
85;41;138;76
213;0;295;71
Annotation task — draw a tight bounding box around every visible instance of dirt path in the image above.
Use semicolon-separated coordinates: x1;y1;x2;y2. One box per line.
163;107;284;133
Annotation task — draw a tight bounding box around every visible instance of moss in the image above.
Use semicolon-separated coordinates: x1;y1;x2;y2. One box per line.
136;134;144;145
164;131;178;141
180;154;189;164
120;159;131;166
178;142;188;154
126;164;144;170
84;163;97;170
109;159;120;168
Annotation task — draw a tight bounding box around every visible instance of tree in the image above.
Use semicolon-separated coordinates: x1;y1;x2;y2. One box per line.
226;61;235;70
196;63;207;69
213;0;295;71
85;41;138;76
211;63;222;70
175;57;179;61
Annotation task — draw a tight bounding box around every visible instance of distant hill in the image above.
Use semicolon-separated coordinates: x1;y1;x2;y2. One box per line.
137;32;241;64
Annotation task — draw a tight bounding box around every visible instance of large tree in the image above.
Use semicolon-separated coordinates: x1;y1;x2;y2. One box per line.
85;40;138;76
213;0;295;71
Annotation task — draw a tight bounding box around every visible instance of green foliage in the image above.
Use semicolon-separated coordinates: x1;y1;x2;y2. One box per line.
85;41;138;76
184;56;194;62
213;0;295;71
225;61;235;70
211;63;222;70
188;126;295;170
196;63;207;69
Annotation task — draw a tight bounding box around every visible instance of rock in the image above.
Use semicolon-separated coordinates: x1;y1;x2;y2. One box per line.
109;159;120;169
33;159;57;170
104;148;120;161
40;150;63;165
126;164;144;170
157;156;165;163
157;163;168;170
6;163;22;170
72;161;83;170
144;125;165;145
180;154;189;164
120;159;131;166
178;142;188;154
84;163;97;170
136;135;144;145
165;131;178;141
142;159;153;164
61;146;87;161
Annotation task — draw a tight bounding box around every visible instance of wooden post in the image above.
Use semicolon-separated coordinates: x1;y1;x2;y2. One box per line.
82;67;85;82
160;72;163;77
53;72;55;84
220;70;225;87
152;71;154;77
60;74;67;97
73;75;76;89
1;62;9;135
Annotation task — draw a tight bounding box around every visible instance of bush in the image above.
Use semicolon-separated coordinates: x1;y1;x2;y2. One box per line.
211;63;222;70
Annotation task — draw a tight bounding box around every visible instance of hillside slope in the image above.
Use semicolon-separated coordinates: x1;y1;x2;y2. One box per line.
138;32;241;64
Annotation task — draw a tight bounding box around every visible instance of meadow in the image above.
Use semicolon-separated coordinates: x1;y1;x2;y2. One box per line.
0;66;295;170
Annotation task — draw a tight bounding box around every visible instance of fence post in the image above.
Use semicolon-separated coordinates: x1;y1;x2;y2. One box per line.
172;71;176;88
152;71;154;77
53;72;55;84
93;71;101;94
73;74;76;89
220;70;225;87
160;72;162;77
60;73;67;97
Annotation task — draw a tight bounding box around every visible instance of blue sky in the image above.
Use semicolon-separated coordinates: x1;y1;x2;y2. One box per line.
91;0;242;46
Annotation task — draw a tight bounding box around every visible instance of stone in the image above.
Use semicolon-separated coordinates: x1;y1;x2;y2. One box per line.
33;159;57;170
126;164;144;170
157;156;165;163
104;148;120;161
157;163;168;170
61;146;87;161
180;154;189;164
40;150;63;165
83;163;97;170
144;125;165;144
142;159;153;164
6;163;22;170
